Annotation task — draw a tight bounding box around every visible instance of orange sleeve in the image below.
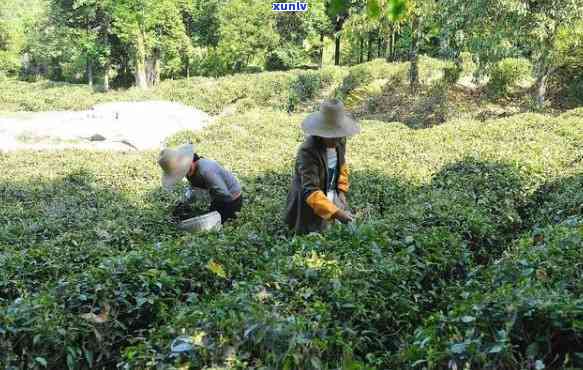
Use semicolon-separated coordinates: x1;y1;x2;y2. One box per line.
337;164;349;193
306;190;339;220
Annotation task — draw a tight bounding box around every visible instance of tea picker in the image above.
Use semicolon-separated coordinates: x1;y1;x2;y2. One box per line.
158;144;243;231
284;99;360;234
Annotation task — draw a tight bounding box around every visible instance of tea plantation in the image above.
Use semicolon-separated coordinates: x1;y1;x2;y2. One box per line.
1;63;583;369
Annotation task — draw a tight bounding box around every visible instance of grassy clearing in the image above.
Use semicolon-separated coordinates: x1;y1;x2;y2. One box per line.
1;105;583;368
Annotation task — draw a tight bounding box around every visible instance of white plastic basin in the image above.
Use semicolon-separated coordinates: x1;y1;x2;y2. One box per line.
177;211;222;232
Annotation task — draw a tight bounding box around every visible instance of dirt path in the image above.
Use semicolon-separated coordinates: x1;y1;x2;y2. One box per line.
0;101;212;152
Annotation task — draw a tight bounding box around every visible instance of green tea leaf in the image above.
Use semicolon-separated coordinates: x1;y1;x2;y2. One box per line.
207;260;227;278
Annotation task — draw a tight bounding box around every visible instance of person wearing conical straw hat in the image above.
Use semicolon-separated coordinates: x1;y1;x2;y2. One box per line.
285;99;360;234
158;144;243;224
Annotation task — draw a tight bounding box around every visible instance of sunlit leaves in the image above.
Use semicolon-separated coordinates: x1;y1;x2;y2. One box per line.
328;0;351;17
367;0;382;18
207;259;227;278
363;0;409;22
386;0;408;22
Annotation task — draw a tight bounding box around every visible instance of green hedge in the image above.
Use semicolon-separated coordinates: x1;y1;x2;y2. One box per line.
1;107;582;368
0;67;348;114
404;219;583;369
487;58;533;98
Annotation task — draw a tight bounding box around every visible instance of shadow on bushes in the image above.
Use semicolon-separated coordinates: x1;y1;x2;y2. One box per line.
353;158;529;264
0;170;184;367
2;158;579;369
0;169;176;269
122;158;560;369
1;169;292;368
521;173;583;227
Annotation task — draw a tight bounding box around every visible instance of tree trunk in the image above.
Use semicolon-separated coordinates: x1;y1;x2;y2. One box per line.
86;60;93;88
333;15;347;66
409;17;419;93
103;62;110;92
146;47;161;87
367;32;374;61
134;32;148;90
99;13;111;92
392;30;397;60
386;27;395;62
319;32;324;67
86;19;92;88
386;30;392;62
135;60;147;89
359;36;364;64
534;70;549;109
334;33;341;66
377;34;383;58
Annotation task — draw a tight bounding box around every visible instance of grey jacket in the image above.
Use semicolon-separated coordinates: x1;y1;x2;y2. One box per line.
187;159;241;203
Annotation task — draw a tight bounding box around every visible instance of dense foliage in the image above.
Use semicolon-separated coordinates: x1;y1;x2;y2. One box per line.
1;1;582;367
1;0;581;108
0;67;346;114
1;83;583;368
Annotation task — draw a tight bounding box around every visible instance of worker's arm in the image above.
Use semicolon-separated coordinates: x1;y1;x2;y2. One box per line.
183;187;208;203
299;148;339;220
337;163;350;193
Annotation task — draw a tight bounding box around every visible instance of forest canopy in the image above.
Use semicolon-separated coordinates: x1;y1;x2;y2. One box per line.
0;0;581;108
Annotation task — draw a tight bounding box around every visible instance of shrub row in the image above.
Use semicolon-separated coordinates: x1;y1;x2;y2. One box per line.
404;218;583;369
0;68;348;115
1;108;582;368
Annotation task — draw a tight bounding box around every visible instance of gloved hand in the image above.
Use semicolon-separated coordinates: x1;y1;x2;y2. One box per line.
333;209;355;224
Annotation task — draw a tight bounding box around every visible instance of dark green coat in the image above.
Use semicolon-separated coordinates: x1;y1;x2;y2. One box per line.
284;136;348;234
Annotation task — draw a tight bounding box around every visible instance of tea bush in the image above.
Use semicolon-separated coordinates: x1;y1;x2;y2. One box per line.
339;56;450;98
404;218;583;369
1;105;582;369
0;68;347;115
487;58;533;98
287;71;323;112
339;57;454;115
443;65;462;85
338;59;409;97
121;224;472;369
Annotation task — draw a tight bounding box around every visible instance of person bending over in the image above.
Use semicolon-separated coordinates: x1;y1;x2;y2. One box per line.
159;144;242;223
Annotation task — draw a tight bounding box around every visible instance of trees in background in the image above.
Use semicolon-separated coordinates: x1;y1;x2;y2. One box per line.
326;0;355;65
217;0;279;73
48;0;114;88
438;0;583;108
112;0;189;89
0;0;47;76
2;0;409;85
2;0;582;99
0;0;25;74
267;7;327;70
519;0;583;107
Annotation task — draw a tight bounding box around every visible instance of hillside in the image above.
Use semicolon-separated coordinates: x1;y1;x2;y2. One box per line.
2;86;583;368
